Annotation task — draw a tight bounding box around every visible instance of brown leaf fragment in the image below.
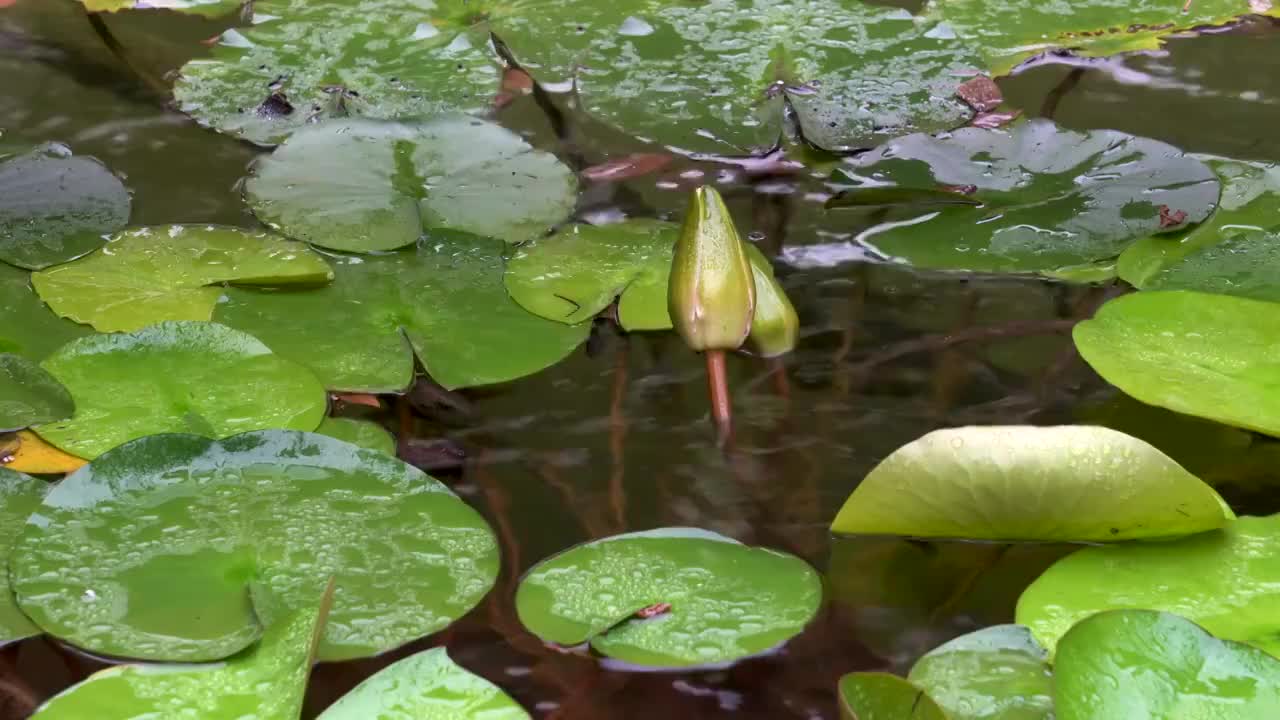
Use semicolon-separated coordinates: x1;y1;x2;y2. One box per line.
331;392;382;408
956;76;1003;113
939;184;979;195
971;109;1022;129
1158;204;1189;229
635;603;672;619
581;154;673;183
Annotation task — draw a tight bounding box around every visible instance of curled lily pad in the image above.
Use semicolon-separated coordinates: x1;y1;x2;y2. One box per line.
32;225;333;332
77;0;244;15
12;430;500;662
1074;290;1280;437
830;426;1232;542
0;353;73;432
0;468;46;645
829;120;1219;275
0;144;131;270
1118;156;1280;287
837;672;947;720
31;586;329;719
1054;610;1280;719
35;321;327;458
315;417;395;456
515;528;821;669
907;625;1054;720
505;220;677;331
0;263;89;361
245;117;576;251
318;647;530;720
217;233;589;392
1016;514;1280;656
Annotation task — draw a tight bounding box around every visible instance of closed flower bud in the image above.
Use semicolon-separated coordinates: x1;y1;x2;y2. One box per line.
668;186;756;351
745;244;799;357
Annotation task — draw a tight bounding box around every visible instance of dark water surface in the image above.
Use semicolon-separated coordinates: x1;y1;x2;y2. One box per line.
2;2;1278;718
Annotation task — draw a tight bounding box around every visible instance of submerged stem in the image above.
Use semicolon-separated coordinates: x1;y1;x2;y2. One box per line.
82;10;170;100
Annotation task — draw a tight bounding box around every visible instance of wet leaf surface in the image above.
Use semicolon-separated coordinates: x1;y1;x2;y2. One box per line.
0;354;74;432
217;233;589;392
1139;229;1280;301
0;264;90;362
515;528;821;669
314;417;394;456
12;430;499;662
35;321;327;458
0;468;46;645
32;225;332;332
837;672;947;720
78;0;244;15
908;625;1054;720
245;117;576;251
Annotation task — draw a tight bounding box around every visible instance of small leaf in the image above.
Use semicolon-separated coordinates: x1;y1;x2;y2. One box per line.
314;417;395;456
837;672;948;720
908;625;1053;720
0;468;47;645
0;263;90;362
0;353;74;432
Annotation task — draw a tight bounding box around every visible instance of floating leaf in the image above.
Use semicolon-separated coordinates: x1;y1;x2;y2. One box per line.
0;431;88;475
0;353;73;432
12;430;499;662
32;225;332;332
0;263;90;361
929;0;1280;75
31;585;329;719
830;426;1232;542
1117;156;1280;287
1135;229;1280;302
1054;610;1280;719
317;647;530;720
36;322;326;458
515;528;821;668
217;233;589;393
837;672;948;720
830;120;1219;275
505;220;677;331
0;468;46;645
908;625;1053;720
315;417;394;456
77;0;244;16
0;145;131;270
1017;514;1280;656
245;117;575;252
1074;290;1280;437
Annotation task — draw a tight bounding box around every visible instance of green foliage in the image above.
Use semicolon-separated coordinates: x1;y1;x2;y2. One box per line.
0;468;46;645
78;0;244;15
837;672;948;720
314;417;394;456
0;353;73;432
908;625;1053;720
0;263;89;361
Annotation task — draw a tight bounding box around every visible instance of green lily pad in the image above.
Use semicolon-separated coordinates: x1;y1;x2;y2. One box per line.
830;425;1232;542
515;528;821;669
505;220;677;331
0;353;73;432
0;145;131;270
1137;229;1280;301
0;263;90;361
930;0;1280;75
317;647;530;720
32;225;333;332
1073;290;1280;437
1118;157;1280;287
315;417;394;456
31;586;328;719
216;233;589;393
78;0;244;16
0;468;46;645
1016;514;1280;656
12;430;499;662
837;672;948;720
35;321;326;458
829;120;1219;275
907;625;1053;720
1054;610;1280;719
245;117;576;251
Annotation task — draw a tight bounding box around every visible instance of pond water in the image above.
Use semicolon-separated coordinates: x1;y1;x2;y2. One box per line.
2;2;1279;718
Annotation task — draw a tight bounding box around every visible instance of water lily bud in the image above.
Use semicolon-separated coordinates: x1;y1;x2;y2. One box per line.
745;245;799;357
668;186;756;351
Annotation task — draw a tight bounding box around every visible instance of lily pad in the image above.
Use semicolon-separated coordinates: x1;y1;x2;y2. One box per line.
829;120;1219;275
1054;610;1280;719
930;0;1280;75
1073;290;1280;437
78;0;244;16
317;647;530;720
32;225;333;332
1118;156;1280;287
830;425;1232;542
0;263;90;361
0;353;73;432
315;417;395;456
11;430;500;662
1016;514;1280;657
0;144;131;270
515;528;821;669
31;586;329;719
837;672;948;720
245;117;576;251
35;321;326;458
1137;229;1280;302
0;468;46;645
216;233;589;393
907;625;1054;720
